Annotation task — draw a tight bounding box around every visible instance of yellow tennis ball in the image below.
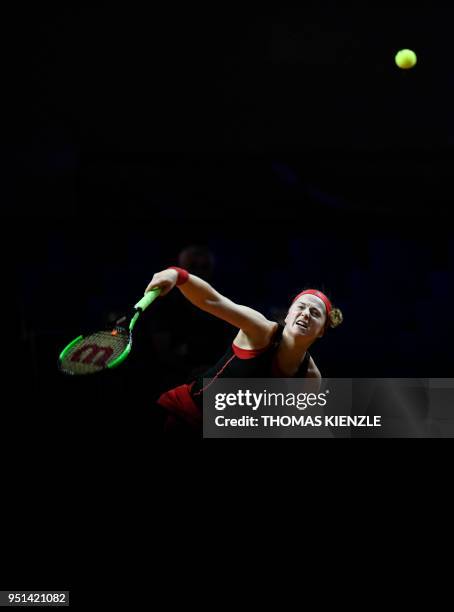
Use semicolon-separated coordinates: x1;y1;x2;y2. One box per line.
395;49;417;69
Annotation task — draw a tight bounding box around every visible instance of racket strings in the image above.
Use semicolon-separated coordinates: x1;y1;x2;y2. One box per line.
60;330;129;375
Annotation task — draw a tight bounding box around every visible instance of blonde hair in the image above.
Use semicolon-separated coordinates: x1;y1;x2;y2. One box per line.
328;307;343;329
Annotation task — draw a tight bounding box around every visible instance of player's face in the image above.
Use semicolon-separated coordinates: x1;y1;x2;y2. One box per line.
285;294;327;341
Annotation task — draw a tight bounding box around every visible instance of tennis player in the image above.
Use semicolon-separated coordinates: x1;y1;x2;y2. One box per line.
146;266;343;435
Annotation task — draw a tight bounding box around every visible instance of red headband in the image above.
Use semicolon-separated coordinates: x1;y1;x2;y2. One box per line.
292;289;332;316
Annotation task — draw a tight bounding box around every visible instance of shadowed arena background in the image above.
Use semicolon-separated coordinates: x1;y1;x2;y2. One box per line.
4;2;454;437
3;2;454;593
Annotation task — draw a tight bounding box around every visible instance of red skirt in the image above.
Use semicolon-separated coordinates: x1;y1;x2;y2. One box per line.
157;382;202;429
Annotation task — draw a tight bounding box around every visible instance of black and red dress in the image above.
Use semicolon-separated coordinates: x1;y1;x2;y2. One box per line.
157;324;311;432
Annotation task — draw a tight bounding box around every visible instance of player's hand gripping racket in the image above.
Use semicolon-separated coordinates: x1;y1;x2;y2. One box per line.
58;289;160;375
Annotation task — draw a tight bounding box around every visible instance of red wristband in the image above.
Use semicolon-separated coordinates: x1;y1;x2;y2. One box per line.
167;266;189;286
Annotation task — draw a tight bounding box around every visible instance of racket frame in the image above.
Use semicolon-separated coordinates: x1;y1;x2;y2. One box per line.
58;289;160;374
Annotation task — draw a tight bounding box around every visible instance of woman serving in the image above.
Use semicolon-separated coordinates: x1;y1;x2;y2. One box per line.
146;266;343;434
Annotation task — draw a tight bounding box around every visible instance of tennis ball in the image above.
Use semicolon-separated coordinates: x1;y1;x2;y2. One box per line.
395;49;417;69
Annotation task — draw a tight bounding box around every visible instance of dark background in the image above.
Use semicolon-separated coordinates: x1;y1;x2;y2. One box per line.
8;3;454;389
2;1;454;590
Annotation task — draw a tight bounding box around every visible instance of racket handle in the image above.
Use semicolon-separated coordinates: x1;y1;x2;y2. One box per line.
135;288;161;311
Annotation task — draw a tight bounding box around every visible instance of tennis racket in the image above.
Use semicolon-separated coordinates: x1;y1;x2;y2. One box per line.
58;288;161;375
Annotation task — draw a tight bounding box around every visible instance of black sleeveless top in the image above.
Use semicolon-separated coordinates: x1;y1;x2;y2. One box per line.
190;324;311;408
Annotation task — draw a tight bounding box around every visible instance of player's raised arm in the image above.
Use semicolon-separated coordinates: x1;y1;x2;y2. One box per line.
145;266;275;342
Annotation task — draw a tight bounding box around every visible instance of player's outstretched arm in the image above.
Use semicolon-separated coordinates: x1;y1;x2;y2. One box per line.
146;269;275;344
